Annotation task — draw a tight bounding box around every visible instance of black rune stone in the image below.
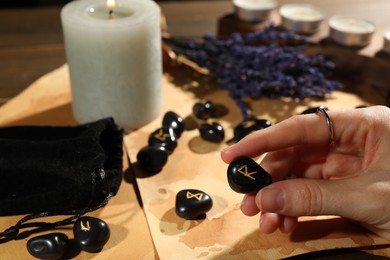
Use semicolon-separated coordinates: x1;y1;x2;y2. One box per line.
227;157;272;193
233;118;271;143
175;189;213;219
199;122;225;143
137;146;168;173
148;126;177;154
162;111;185;138
73;217;110;253
300;106;328;114
193;100;216;120
27;232;69;260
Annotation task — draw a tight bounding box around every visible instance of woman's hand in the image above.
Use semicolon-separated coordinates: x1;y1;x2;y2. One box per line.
221;105;390;240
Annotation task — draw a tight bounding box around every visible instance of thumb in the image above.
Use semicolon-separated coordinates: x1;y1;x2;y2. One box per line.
256;178;358;218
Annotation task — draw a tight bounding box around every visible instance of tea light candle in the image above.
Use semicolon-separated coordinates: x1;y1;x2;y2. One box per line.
328;16;375;47
279;4;325;34
233;0;277;22
61;0;162;131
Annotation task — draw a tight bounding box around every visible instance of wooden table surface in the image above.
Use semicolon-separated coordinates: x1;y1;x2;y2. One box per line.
1;1;390;259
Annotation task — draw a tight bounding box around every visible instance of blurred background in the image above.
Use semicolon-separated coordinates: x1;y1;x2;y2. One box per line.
0;0;72;7
0;0;231;106
1;0;389;107
0;0;218;8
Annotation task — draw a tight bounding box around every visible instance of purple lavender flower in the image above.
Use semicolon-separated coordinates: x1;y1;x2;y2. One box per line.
172;25;343;119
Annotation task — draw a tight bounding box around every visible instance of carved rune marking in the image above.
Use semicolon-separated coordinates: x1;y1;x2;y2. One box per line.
186;191;203;200
80;220;91;232
238;165;257;180
242;120;256;128
155;129;170;141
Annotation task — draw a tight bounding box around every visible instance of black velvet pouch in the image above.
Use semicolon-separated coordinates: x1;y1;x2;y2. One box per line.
0;117;123;217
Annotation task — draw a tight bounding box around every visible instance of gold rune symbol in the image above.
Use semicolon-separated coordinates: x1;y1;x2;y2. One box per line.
238;165;257;180
186;191;203;200
80;220;91;232
242;120;256;128
155;129;170;141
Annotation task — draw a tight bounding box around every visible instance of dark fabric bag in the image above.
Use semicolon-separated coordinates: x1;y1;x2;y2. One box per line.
0;117;123;240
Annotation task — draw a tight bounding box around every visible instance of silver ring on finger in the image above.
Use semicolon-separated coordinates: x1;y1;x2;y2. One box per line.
316;106;334;145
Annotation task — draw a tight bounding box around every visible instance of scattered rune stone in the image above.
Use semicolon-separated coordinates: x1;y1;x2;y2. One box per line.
27;232;69;260
233;118;271;143
193;100;216;120
300;106;328;114
137;146;169;173
227;156;272;193
199;122;225;143
175;189;213;219
73;217;110;253
148;126;178;154
355;105;368;109
162;111;185;138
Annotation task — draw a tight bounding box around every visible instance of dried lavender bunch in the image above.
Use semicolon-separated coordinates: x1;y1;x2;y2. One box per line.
175;25;343;119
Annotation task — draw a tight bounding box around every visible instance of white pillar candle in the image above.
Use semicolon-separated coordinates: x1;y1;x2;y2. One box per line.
61;0;162;131
233;0;277;22
328;16;375;47
279;4;325;34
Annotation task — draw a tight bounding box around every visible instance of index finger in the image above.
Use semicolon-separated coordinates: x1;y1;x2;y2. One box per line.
221;110;335;164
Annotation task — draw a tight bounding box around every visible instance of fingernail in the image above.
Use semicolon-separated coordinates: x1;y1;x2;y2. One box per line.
259;212;265;226
221;145;232;154
240;194;251;208
259;188;284;212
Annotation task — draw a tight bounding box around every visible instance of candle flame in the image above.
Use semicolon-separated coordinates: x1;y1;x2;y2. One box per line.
106;0;116;9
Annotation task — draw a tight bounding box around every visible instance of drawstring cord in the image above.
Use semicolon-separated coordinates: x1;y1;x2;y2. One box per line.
0;192;113;242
